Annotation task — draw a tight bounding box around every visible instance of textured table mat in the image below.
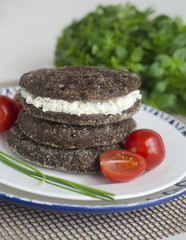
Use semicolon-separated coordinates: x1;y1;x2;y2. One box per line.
0;83;186;239
0;81;19;88
0;194;185;240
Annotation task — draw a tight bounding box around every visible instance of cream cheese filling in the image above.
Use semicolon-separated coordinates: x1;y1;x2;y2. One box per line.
20;88;141;116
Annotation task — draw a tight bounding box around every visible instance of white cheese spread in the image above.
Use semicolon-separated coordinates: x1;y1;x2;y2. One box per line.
20;88;141;116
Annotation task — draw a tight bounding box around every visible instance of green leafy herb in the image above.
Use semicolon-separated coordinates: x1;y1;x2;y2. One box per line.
54;3;186;114
0;151;115;202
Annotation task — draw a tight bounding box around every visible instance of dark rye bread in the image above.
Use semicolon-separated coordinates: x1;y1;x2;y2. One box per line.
17;93;141;125
18;110;136;149
6;124;122;173
19;66;141;101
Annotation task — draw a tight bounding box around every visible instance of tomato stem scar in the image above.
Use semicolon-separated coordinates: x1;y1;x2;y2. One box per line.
131;147;136;152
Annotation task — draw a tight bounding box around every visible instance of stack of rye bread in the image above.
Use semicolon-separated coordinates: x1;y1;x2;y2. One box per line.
7;66;142;173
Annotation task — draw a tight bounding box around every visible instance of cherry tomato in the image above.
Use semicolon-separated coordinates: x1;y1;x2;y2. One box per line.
125;129;165;170
100;149;147;182
14;93;23;112
0;95;18;132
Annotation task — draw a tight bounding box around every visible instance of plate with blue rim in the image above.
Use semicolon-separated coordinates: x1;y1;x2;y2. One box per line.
0;87;186;213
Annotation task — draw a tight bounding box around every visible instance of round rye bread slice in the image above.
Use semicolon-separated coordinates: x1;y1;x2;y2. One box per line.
18;110;136;149
17;66;141;125
6;124;123;173
19;66;141;101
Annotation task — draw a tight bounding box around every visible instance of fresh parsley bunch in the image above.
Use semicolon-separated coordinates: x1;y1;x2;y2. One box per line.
54;4;186;114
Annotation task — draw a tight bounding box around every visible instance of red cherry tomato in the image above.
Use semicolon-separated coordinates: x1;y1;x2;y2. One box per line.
14;93;23;112
125;129;165;170
100;149;147;182
0;95;18;132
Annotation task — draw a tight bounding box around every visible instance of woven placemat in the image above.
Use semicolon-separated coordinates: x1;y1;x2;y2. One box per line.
0;194;185;240
0;83;186;239
0;81;19;88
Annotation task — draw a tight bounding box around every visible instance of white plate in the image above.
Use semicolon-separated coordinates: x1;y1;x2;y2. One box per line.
0;176;186;214
0;87;186;205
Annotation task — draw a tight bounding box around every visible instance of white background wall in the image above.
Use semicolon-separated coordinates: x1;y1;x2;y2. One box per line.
0;0;186;83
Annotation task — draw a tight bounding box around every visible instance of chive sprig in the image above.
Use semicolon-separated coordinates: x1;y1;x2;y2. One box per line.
0;151;115;202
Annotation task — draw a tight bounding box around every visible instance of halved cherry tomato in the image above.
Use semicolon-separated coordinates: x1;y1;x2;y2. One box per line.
0;95;18;132
100;149;147;182
125;129;165;170
14;92;23;112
